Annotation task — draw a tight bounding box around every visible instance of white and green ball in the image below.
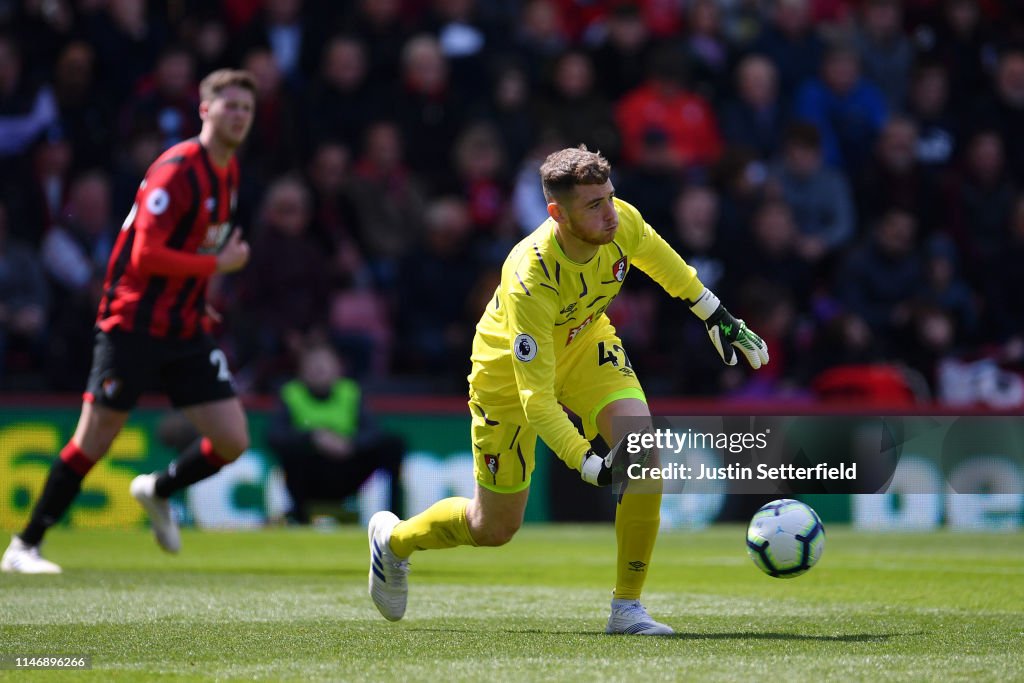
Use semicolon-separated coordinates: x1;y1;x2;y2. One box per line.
746;499;825;578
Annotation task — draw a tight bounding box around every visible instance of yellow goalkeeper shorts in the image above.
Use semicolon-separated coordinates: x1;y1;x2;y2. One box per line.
469;320;646;493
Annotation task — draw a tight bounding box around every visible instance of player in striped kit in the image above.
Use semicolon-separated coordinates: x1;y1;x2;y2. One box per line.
2;69;256;573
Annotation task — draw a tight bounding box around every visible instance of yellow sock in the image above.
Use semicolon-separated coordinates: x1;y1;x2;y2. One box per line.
614;490;662;600
389;497;477;558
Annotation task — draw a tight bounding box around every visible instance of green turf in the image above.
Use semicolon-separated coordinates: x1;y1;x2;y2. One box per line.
1;526;1022;682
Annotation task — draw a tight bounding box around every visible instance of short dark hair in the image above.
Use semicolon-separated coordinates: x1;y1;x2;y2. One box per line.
199;68;256;103
539;145;611;201
784;122;822;150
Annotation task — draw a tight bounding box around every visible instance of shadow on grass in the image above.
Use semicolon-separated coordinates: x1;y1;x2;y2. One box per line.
408;628;908;642
660;632;905;642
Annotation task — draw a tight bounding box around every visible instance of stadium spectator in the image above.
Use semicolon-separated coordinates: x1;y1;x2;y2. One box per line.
906;61;957;173
395;196;479;383
303;140;366;285
681;0;733;102
614;129;687;234
511;130;566;236
856;116;940;232
393;34;466;184
537;50;619;164
795;44;888;174
969;48;1024;180
737;199;814;309
616;45;722;171
751;0;825;102
119;46;199;151
838;208;923;341
232;0;326;90
268;342;404;524
0;33;58;176
236;175;331;391
915;235;978;346
719;54;791;162
40;171;115;388
985;194;1024;343
667;186;728;298
769;123;856;264
449;122;512;236
303;35;385;154
52;41;113;171
82;0;167;103
1;70;256;574
0;200;48;382
513;0;570;83
476;60;537;172
346;121;426;287
424;0;492;95
14;126;74;247
917;0;996;113
587;2;654;102
853;0;914;112
240;47;302;186
947;129;1017;285
341;0;412;86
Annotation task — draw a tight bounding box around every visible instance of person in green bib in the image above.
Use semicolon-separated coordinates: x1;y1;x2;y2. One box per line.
268;342;404;524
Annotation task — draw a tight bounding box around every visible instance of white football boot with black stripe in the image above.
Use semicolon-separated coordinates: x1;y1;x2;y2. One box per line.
605;598;674;635
1;536;62;574
368;511;410;621
130;474;181;553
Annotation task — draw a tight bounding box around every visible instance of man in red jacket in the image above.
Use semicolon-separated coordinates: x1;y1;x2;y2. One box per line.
2;69;256;573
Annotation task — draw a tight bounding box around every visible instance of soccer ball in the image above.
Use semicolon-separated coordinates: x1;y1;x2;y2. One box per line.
746;499;825;578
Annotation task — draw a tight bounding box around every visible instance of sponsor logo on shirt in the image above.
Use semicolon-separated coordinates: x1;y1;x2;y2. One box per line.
565;314;594;346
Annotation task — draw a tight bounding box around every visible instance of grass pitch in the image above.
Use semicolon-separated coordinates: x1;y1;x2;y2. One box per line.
1;525;1022;682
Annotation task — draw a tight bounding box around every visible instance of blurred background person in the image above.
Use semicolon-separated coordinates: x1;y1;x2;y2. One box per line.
268;342;404;524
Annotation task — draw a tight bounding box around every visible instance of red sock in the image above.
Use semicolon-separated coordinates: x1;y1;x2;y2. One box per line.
59;443;98;477
199;437;230;467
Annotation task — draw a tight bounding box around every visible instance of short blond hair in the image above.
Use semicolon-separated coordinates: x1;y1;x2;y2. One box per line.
539;145;611;201
199;68;256;103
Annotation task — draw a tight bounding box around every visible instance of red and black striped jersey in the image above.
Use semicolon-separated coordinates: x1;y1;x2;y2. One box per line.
97;138;239;339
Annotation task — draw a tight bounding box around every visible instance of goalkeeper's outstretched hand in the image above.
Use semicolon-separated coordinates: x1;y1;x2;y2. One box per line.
689;289;770;369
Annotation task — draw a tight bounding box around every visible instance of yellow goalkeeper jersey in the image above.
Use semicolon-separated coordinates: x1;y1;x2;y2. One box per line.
468;197;705;469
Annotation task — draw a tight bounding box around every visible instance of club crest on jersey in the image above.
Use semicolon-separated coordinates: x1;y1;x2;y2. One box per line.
484;454;499;475
514;333;537;362
199;222;232;254
612;256;628;282
565;313;594;346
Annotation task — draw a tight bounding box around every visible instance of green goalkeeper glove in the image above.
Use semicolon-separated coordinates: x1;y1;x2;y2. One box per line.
689;288;770;369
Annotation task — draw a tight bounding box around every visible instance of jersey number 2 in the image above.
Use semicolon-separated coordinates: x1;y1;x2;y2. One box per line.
209;349;232;382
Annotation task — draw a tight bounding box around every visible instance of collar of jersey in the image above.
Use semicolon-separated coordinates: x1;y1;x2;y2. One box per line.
548;223;596;272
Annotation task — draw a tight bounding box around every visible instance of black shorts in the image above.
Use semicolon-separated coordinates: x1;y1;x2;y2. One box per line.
85;328;237;411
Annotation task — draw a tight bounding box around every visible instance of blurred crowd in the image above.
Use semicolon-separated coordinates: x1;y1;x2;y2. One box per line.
1;0;1024;406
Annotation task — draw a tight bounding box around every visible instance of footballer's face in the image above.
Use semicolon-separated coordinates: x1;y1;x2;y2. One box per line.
203;85;255;149
553;180;619;247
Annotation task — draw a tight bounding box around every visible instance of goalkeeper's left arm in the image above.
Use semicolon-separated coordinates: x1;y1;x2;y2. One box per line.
623;199;769;369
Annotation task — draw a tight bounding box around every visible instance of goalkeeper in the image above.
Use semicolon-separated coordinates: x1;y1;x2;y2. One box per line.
368;146;768;634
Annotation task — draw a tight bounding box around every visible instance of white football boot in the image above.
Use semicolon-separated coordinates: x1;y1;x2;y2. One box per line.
1;536;62;574
130;474;181;553
606;598;674;635
368;511;410;621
